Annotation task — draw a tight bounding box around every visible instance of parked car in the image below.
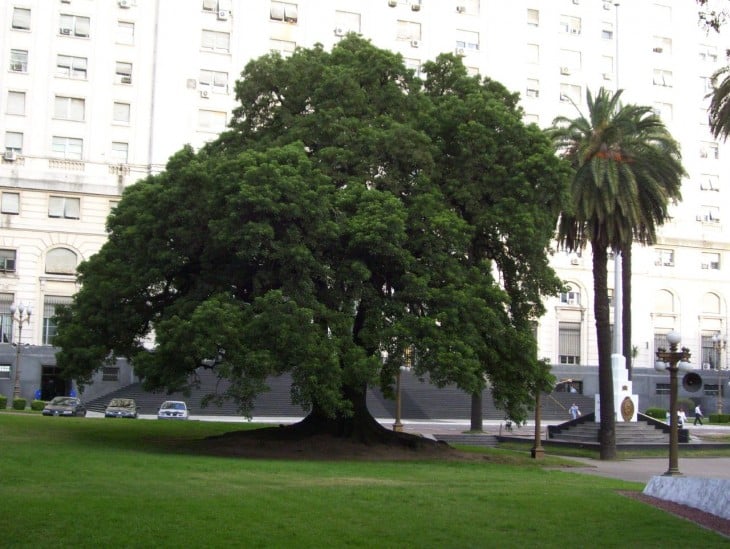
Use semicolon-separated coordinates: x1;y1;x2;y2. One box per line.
104;398;139;418
157;400;189;420
42;396;87;417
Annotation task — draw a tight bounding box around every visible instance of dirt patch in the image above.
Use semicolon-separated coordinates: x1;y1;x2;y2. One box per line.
620;491;730;538
190;425;483;461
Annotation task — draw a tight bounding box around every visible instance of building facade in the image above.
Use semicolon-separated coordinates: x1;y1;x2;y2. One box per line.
1;0;729;410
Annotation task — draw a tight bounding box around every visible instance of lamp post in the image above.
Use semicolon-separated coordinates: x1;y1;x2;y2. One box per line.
712;333;727;413
654;331;691;476
10;302;33;401
393;365;409;432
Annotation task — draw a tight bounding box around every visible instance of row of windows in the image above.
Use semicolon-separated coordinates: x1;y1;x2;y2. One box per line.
3;132;129;163
11;7;134;42
0;294;74;345
0;246;77;278
654;249;723;270
0;191;84;220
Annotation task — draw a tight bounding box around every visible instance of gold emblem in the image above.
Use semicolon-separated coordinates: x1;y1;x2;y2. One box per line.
620;396;635;422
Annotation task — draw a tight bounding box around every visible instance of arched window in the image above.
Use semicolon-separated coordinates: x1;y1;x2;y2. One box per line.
45;248;77;275
654;289;674;313
702;292;721;315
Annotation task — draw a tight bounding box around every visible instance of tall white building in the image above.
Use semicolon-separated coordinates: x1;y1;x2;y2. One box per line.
1;0;729;405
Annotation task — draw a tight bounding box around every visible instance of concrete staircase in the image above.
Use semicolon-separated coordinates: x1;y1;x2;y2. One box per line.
85;368;597;422
433;434;500;448
547;413;689;445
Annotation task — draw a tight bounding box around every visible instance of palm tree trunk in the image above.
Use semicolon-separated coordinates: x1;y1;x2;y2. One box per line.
593;245;617;460
622;246;632;380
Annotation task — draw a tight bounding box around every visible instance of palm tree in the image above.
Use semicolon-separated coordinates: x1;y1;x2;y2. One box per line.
708;66;730;140
550;88;684;460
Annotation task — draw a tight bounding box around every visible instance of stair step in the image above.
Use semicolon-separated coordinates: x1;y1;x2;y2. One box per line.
434;434;499;448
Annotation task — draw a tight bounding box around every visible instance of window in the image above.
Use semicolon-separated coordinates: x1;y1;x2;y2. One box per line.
201;29;230;52
115;62;132;84
113;102;130;124
202;0;217;11
54;96;85;121
653;69;673;87
559;322;581;365
700;44;719;63
334;10;361;34
701;75;714;93
269;39;296;57
397;20;421;42
455;29;479;51
12;8;31;30
700;141;720;159
199;69;228;91
653;102;673;122
654;290;674;314
655;383;670;395
560;15;581;35
56;55;87;79
701;252;721;270
0;249;17;273
527;8;539;27
59;14;90;37
560;289;581;306
1;192;20;214
198;109;227;131
102;366;120;381
601;21;613;39
560;83;581;103
701;334;716;368
111;141;129;163
7;91;25;115
653;4;672;27
698;205;721;223
270;1;298;23
45;248;77;275
704;384;720;396
527;43;539;64
0;294;11;343
115;20;134;44
524;113;539;125
52;137;83;160
601;55;614;74
700;174;720;191
456;0;479;15
404;58;422;78
5;132;23;155
10;49;28;72
526;78;539;98
654;248;674;267
559;49;581;72
42;296;73;344
652;36;672;54
48;196;80;219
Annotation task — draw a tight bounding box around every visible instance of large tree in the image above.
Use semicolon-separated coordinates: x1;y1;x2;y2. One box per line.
550;88;684;460
55;37;568;443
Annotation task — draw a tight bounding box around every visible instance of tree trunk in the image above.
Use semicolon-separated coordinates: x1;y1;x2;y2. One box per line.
593;245;617;460
470;391;483;432
622;245;632;380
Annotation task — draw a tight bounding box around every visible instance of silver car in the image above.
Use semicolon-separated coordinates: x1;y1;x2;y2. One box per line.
157;400;189;420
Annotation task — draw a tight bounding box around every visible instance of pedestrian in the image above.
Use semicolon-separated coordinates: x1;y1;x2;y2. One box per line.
694;404;704;426
678;408;687;427
569;402;581;420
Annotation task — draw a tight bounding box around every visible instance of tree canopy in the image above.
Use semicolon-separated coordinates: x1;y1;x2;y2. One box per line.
55;36;569;436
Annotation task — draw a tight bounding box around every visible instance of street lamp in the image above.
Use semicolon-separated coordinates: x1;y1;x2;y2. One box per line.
712;333;727;413
393;365;409;432
9;302;32;402
654;331;691;476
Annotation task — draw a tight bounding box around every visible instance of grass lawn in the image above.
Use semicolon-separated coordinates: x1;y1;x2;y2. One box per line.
0;414;726;548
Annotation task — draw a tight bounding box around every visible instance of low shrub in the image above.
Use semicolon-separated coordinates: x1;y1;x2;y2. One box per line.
644;407;666;420
30;399;46;411
0;395;7;409
12;398;27;411
709;413;730;423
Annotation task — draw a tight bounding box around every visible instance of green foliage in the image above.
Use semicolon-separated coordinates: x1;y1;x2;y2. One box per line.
709;413;730;423
30;399;45;411
677;398;695;412
55;36;569;423
12;398;26;410
0;395;7;409
644;407;667;420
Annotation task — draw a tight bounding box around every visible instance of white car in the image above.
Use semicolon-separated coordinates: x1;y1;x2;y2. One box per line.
157;400;189;420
